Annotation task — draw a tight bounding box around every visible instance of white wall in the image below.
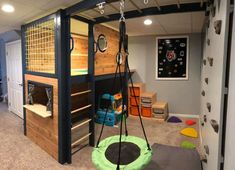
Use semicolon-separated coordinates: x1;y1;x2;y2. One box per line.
200;0;230;170
129;34;202;115
224;6;235;170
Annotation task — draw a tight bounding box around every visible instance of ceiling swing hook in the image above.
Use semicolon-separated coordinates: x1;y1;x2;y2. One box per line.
97;2;105;15
119;0;125;22
144;0;149;5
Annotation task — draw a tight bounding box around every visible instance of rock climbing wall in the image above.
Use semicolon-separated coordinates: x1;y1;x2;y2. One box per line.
200;0;230;170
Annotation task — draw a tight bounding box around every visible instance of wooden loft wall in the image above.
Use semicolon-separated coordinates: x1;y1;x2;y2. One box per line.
25;74;59;160
71;35;88;71
94;24;125;76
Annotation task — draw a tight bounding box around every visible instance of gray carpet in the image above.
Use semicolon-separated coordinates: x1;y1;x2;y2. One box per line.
0;102;202;170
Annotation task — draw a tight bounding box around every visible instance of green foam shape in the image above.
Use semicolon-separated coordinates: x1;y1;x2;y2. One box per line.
181;141;196;149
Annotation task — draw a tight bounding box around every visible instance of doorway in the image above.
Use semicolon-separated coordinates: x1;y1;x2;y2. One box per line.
6;40;23;118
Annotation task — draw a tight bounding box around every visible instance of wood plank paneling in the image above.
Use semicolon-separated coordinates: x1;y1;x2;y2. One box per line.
71;35;88;70
94;24;125;75
25;74;59;161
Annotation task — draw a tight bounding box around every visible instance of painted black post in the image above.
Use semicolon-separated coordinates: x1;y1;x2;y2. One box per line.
56;9;71;164
21;25;27;135
88;23;95;146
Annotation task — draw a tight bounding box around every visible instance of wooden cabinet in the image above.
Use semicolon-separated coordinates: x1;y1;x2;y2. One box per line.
128;83;145;116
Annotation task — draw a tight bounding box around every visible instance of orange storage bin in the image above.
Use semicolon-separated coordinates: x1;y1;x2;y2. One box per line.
129;87;140;97
141;107;152;117
129;106;139;116
130;97;139;106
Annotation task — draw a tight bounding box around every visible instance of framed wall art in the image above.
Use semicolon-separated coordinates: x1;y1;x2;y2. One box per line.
156;36;189;80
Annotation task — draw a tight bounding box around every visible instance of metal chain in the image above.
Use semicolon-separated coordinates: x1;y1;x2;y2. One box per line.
144;0;149;5
119;0;125;21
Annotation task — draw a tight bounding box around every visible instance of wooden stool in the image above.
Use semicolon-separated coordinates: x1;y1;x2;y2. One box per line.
152;102;168;121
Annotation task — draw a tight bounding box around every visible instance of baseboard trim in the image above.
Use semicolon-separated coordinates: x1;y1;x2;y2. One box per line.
169;113;200;119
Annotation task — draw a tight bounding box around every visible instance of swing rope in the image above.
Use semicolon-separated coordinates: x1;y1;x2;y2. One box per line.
95;1;151;169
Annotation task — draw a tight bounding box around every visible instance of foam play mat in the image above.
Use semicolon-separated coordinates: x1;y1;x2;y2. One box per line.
185;120;196;126
180;141;196;149
180;128;198;138
167;116;182;123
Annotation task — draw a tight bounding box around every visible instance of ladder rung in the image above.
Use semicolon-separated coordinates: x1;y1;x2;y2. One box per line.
71;90;92;97
71;133;91;148
72;119;91;131
71;104;92;114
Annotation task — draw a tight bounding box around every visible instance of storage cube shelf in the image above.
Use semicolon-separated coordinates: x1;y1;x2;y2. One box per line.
128;83;145;116
152;102;169;121
140;92;156;117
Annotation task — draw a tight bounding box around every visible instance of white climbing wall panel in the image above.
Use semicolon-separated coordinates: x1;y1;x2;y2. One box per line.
200;0;230;170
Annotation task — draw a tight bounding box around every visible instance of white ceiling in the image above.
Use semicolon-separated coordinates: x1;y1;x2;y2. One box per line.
105;11;205;36
0;0;206;35
0;0;82;34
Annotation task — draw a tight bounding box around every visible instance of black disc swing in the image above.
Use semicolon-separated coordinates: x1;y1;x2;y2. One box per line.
92;1;152;170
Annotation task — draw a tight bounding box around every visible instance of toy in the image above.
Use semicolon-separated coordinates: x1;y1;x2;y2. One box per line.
180;141;196;149
180;128;198;138
95;93;125;126
186;120;196;126
167;116;182;123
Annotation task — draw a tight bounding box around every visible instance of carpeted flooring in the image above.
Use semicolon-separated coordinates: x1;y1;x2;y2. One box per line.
0;102;202;170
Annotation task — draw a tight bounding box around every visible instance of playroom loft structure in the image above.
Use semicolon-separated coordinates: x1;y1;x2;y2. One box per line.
21;6;127;163
21;0;232;169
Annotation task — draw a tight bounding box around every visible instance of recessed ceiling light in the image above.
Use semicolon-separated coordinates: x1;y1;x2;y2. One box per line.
144;19;152;26
1;4;15;13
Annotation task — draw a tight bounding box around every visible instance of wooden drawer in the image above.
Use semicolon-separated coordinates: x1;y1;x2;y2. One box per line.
129;87;140;97
141;107;152;117
130;97;140;106
129;106;140;116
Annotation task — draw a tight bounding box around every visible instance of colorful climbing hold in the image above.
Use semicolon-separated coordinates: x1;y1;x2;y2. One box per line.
167;116;182;123
180;128;198;138
180;141;196;149
185;120;196;126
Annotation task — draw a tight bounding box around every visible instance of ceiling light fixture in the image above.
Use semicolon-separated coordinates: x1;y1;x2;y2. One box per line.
144;19;152;26
1;4;15;13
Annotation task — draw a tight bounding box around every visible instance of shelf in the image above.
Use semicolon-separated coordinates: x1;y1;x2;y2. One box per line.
71;104;92;114
24;104;52;118
72;119;91;131
71;133;91;148
71;90;91;97
71;53;88;57
95;69;136;81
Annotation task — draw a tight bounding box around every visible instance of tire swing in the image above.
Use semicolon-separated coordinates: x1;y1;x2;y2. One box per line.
92;1;152;169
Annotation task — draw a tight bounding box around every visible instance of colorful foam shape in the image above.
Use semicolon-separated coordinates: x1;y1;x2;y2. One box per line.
186;120;196;126
180;128;198;138
167;116;182;123
180;141;196;149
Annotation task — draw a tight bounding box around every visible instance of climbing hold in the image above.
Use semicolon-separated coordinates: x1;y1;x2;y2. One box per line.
207;57;213;66
181;141;196;149
203;59;207;66
201;90;205;96
180;128;198;138
207;39;210;46
204;115;207;122
206;102;211;112
204;145;209;155
167;116;182;123
214;20;222;34
205;78;209;84
186;120;196;126
210;119;219;133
